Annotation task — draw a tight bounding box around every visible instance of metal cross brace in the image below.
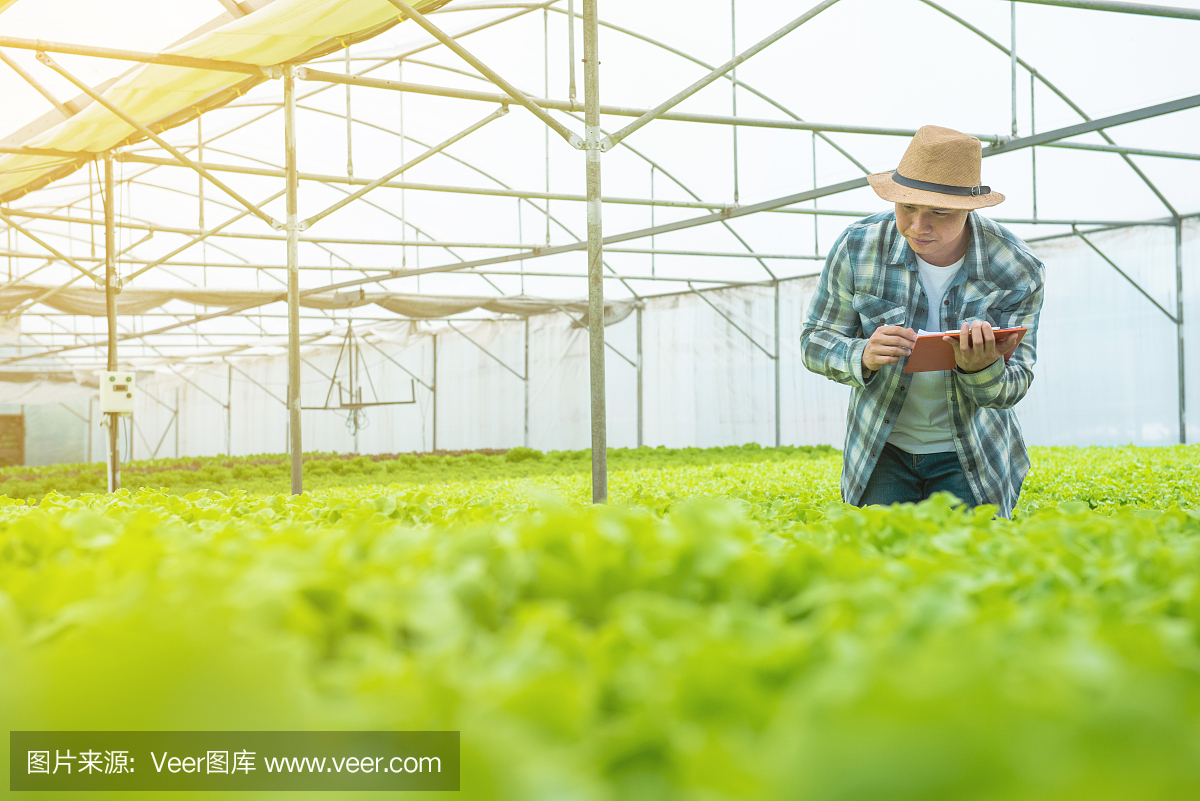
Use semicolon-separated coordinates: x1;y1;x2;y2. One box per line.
36;52;281;229
361;336;434;392
126;189;288;284
601;0;842;150
302;105;508;229
167;364;230;410
553;306;637;367
224;358;287;406
446;320;526;380
688;282;776;360
383;0;583;149
1072;228;1179;323
0;210;100;283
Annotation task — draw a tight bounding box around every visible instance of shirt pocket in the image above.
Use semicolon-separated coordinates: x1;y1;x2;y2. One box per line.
954;289;1025;329
852;293;907;336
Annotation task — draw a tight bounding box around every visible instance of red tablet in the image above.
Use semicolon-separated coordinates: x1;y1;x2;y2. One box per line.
903;327;1027;373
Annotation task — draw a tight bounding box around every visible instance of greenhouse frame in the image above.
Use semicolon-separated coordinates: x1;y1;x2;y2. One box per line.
0;0;1196;499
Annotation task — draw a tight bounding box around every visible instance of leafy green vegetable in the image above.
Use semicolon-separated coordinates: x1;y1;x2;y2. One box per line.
1;444;1198;800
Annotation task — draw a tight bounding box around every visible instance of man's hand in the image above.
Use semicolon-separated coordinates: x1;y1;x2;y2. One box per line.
943;321;1019;373
862;325;917;373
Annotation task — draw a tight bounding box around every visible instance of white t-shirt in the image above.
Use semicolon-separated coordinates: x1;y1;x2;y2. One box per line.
886;253;966;454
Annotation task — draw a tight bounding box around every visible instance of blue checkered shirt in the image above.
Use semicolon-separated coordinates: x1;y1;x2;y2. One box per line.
800;210;1046;518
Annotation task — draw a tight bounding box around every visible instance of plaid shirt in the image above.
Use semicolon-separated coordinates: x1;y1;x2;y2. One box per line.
800;210;1046;518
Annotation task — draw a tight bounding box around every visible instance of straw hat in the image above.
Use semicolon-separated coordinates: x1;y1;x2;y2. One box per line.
867;125;1005;210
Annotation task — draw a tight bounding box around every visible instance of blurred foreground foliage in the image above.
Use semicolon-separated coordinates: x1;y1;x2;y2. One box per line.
1;444;1199;800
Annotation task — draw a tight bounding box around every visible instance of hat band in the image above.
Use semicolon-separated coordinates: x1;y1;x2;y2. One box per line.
892;171;991;197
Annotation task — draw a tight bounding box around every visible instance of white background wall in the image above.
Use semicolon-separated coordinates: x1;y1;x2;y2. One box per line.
19;217;1191;465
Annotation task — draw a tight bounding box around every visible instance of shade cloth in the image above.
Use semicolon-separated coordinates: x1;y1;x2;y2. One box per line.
0;0;450;202
0;282;637;324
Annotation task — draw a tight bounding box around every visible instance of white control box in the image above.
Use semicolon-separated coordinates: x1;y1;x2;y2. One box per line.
100;371;136;414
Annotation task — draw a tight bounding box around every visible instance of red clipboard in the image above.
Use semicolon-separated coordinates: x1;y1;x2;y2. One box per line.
903;327;1027;373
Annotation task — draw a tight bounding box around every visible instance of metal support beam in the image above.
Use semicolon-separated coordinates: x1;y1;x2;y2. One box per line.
0;49;81;116
227;363;233;455
636;303;643;448
0;210;99;283
1177;219;1187;444
1010;1;1018;138
284;65;303;495
302;105;509;228
985;93;1200;157
583;0;606;503
103;152;119;493
1004;0;1200;21
1044;140;1200;162
297;67;969;140
774;280;781;448
126;189;288;283
524;317;530;448
382;0;583;148
601;0;841;150
431;333;438;451
37;52;280;229
0;35;268;74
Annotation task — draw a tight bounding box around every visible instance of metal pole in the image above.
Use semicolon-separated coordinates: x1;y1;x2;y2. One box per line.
567;0;577;106
284;66;304;495
1177;219;1187;444
774;280;781;448
584;0;607;503
1010;1;1018;138
227;362;233;455
431;333;438;451
346;45;354;179
636;303;643;448
524;317;530;448
730;0;739;205
103;151;120;492
1031;72;1038;221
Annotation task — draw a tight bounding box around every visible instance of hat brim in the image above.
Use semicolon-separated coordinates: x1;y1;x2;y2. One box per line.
868;171;1005;210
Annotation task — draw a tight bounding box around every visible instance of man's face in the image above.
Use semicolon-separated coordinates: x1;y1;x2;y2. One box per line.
895;202;970;267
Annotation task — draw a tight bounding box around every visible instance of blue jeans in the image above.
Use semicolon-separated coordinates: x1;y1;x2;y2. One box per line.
858;443;978;509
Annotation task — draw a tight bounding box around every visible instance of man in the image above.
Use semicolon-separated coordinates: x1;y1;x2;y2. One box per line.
800;125;1045;518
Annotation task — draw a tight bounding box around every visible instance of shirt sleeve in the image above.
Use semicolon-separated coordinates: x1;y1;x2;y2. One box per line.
952;265;1046;409
800;232;871;389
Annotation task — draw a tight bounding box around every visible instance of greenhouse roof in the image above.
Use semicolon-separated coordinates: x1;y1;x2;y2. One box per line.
0;0;1198;369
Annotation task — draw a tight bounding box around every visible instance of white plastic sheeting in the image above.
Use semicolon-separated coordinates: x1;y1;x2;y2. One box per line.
34;218;1189;464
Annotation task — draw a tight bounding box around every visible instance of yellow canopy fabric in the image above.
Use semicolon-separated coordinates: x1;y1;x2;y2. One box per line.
0;0;450;203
